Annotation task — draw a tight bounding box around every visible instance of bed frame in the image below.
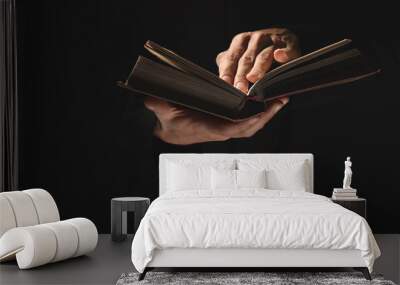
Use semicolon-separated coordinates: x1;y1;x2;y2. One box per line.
139;154;371;280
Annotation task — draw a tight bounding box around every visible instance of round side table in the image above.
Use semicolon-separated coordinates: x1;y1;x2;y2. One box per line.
111;197;150;242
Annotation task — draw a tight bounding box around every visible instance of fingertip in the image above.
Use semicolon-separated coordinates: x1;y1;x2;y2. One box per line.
263;97;289;114
246;72;262;83
273;98;289;112
279;97;290;105
235;81;248;93
273;49;289;63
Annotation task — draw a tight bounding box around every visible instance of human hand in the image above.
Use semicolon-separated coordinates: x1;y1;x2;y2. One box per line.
144;96;289;145
143;27;297;145
216;28;300;93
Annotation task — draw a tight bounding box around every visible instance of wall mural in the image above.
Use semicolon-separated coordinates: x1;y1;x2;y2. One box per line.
16;1;400;233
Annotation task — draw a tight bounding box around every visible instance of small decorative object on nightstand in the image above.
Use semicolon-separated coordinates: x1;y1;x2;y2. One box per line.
111;197;150;242
343;156;353;189
332;157;366;217
331;197;367;219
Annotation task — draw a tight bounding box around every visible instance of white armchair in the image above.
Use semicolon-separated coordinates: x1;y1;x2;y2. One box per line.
0;189;97;269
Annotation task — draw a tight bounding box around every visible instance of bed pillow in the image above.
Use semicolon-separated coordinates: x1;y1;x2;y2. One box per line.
166;159;235;191
237;159;309;191
236;169;267;189
211;168;267;190
167;162;210;191
211;169;236;189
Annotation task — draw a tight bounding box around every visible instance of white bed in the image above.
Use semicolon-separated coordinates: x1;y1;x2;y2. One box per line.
131;154;380;280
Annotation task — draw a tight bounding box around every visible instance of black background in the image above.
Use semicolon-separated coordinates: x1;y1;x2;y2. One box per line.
16;1;400;233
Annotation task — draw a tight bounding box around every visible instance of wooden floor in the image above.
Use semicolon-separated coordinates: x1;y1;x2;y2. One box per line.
0;234;399;285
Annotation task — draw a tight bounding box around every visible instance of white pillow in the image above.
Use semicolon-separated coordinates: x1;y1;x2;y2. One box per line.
237;169;267;188
237;159;309;191
167;162;210;191
211;168;267;190
211;168;236;189
166;159;235;191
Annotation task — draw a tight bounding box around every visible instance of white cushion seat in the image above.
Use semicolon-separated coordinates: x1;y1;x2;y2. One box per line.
0;218;97;269
0;189;97;269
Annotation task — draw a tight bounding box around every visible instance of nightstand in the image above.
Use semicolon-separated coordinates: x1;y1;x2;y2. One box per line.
331;198;367;219
111;197;150;242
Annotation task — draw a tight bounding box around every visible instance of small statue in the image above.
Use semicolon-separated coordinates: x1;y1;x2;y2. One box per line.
343;157;353;189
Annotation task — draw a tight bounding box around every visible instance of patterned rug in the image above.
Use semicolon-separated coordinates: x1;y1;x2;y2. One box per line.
116;271;396;285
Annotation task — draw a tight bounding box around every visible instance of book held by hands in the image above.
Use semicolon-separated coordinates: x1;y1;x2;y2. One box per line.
118;39;380;121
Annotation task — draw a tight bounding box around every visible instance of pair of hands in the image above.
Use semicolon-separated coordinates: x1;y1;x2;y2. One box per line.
144;28;301;145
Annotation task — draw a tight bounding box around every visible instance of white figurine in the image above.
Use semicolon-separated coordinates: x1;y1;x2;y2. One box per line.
343;156;353;189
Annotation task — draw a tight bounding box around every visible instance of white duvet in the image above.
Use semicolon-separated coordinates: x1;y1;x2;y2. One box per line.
131;190;380;273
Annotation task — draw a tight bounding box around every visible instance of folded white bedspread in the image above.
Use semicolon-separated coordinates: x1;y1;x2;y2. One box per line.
131;190;380;273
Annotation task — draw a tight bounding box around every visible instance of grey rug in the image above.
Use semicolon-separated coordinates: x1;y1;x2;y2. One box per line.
116;272;396;285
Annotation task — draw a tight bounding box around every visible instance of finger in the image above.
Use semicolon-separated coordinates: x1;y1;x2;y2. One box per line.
216;51;234;84
273;34;301;63
215;51;225;66
234;32;270;92
257;97;289;125
246;45;274;83
238;97;289;138
217;33;251;84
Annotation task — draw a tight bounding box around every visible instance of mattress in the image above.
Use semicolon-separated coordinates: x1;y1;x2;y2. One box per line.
131;190;380;273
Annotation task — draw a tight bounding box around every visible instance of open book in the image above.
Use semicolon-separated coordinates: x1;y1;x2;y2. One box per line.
118;39;379;121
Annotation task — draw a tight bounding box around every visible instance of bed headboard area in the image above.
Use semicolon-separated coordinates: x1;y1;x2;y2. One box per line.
159;153;314;196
